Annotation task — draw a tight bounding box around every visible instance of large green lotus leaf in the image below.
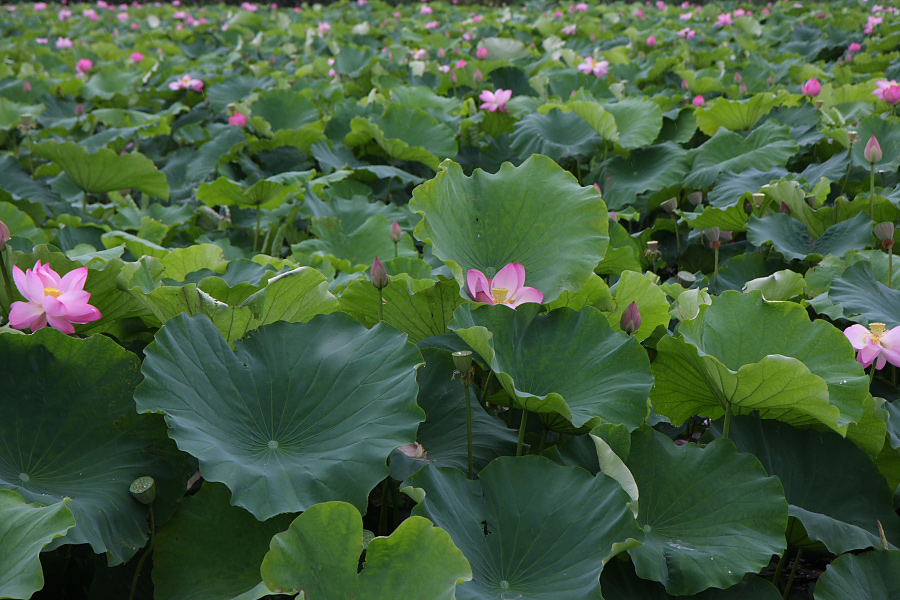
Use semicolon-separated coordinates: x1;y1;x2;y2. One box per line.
852;115;900;171
250;89;319;132
652;291;869;432
134;313;424;520
747;212;873;261
292;214;419;273
606;270;670;342
0;491;74;600
389;349;518;481
829;262;900;327
158;244;227;282
262;501;471;599
345;104;458;170
600;143;690;210
0;329;188;565
31;141;169;200
683;203;750;233
743;270;807;301
151;482;295;600
600;560;782;600
625;427;788;596
603;98;664;149
339;278;464;343
450;304;653;430
813;551;900;600
410;156;609;303
407;456;641;600
197;177;293;209
566;98;619;141
130;266;338;343
685;121;799;189
724;415;900;554
695;93;784;135
509;109;602;162
0;98;44;130
81;70;141;100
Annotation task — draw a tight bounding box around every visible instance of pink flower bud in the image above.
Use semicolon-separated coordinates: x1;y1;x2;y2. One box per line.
865;135;883;164
620;301;641;335
75;103;84;116
473;68;483;84
371;257;389;289
692;94;705;107
23;80;32;93
76;58;93;73
801;78;821;97
390;220;402;243
734;72;742;84
130;51;144;63
646;35;656;46
228;112;247;127
476;46;489;59
0;219;9;250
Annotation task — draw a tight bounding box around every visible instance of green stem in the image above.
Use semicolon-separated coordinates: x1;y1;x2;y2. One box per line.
390;478;401;528
871;163;876;215
772;549;790;589
782;548;803;600
481;370;494;408
869;364;877;388
713;246;719;284
378;288;384;322
0;250;13;322
128;506;155;600
838;146;853;197
575;159;582;183
464;383;474;479
393;241;398;259
516;408;528;457
254;206;261;252
384;176;394;205
890;247;893;288
674;219;681;258
722;400;733;439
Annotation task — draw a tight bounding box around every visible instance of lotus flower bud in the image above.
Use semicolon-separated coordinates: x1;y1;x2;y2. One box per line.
733;72;742;84
389;220;402;243
661;197;678;213
739;83;748;95
687;191;703;206
473;68;483;84
75;104;84;117
0;219;9;251
865;135;883;164
704;227;720;243
449;70;458;85
371;256;389;290
452;350;473;372
23;80;32;93
848;130;858;145
620;301;641;335
437;47;446;59
129;476;156;504
875;222;895;249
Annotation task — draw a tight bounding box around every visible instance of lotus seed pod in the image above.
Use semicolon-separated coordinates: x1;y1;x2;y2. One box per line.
875;222;895;249
752;192;765;207
687;191;703;206
129;476;156;504
848;130;858;144
452;350;473;372
704;227;721;243
865;135;883;164
371;257;389;290
661;198;678;213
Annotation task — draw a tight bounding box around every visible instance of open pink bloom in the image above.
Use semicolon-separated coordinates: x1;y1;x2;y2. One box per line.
479;88;512;113
577;56;609;78
9;261;101;333
678;27;696;39
561;24;577;35
715;12;733;26
168;74;204;92
844;323;900;370
466;263;544;308
55;37;74;49
873;80;900;105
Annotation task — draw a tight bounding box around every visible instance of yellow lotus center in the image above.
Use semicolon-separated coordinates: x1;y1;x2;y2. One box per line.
870;322;887;342
492;287;512;304
43;287;61;298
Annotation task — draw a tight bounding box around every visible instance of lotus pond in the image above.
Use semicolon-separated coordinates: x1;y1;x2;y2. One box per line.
2;0;900;598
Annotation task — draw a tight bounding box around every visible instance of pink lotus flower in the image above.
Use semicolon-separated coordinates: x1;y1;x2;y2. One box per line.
9;261;101;333
845;323;900;369
647;35;657;46
575;3;589;12
692;94;705;107
168;74;204;92
873;80;900;105
479;88;512;113
317;21;331;35
36;38;49;44
229;112;248;127
801;78;821;97
678;27;696;39
130;51;144;63
425;20;439;29
455;59;467;69
476;46;489;59
420;4;432;14
55;37;74;49
561;24;577;35
715;12;733;26
577;56;610;78
849;42;862;53
466;263;543;308
76;59;93;74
